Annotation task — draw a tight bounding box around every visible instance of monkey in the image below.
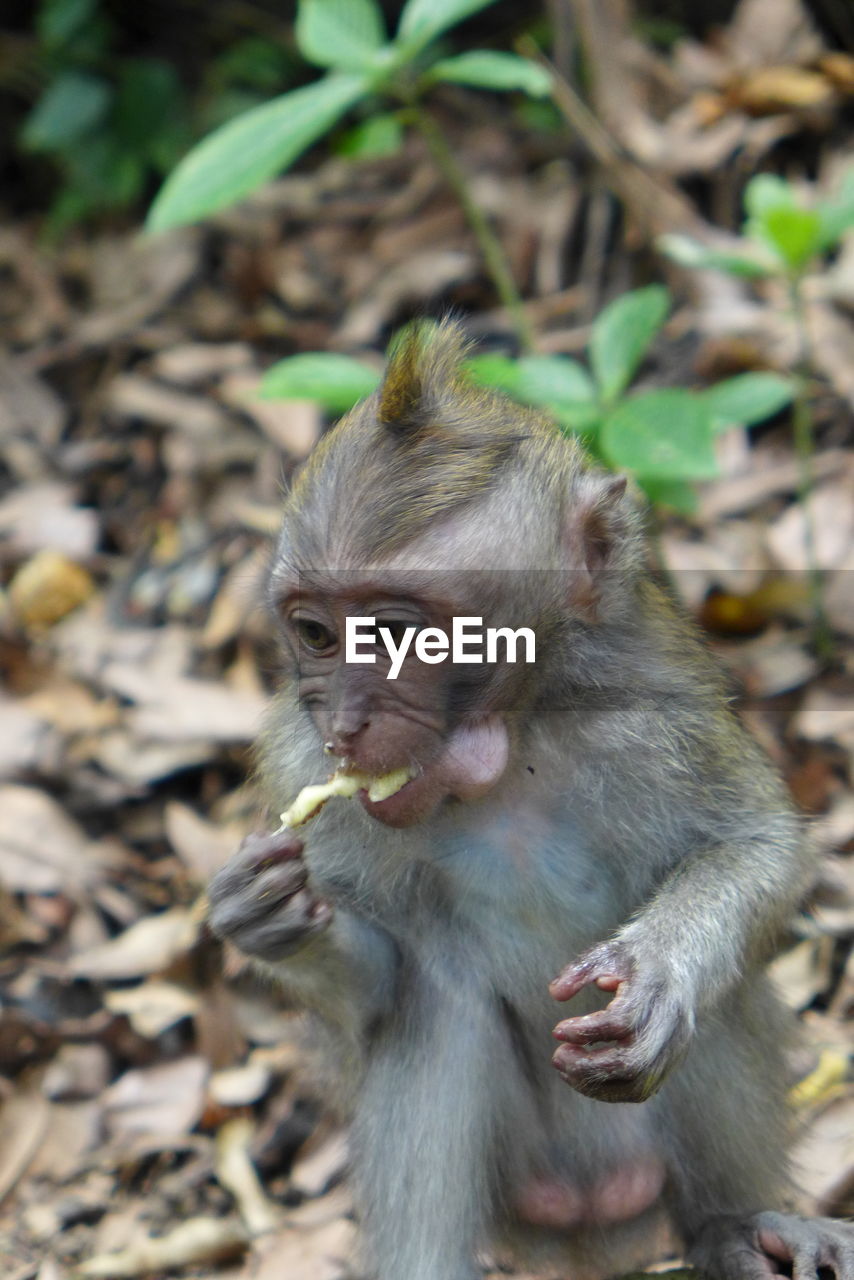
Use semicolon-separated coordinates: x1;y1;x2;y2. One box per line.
208;320;854;1280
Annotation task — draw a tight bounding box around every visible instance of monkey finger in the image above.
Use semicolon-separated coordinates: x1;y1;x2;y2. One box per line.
551;1046;658;1103
552;1003;634;1044
550;945;633;1002
238;829;306;867
226;889;333;961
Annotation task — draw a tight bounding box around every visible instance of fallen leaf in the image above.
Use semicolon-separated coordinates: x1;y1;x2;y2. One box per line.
9;550;96;629
69;908;198;980
78;1215;246;1276
103;1057;209;1140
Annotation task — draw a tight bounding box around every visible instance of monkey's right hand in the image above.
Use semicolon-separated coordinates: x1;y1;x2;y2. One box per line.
207;830;333;962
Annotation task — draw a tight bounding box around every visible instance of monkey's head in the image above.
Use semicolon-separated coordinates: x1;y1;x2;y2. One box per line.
268;321;643;827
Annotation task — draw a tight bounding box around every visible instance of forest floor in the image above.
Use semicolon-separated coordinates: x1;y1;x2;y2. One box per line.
1;0;853;1276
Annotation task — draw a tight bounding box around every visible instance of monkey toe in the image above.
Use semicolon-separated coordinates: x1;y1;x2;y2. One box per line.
692;1214;854;1280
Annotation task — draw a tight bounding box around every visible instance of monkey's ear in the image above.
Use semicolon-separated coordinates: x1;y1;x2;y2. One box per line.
377;319;465;436
563;474;632;618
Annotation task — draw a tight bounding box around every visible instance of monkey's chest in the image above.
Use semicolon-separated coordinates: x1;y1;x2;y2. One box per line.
430;807;623;953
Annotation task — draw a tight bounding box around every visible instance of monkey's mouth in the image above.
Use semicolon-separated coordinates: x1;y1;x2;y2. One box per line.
357;715;509;827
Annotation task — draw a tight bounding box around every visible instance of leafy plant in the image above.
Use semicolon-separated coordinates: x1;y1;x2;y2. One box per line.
147;0;554;347
16;0;298;232
660;170;854;649
257;287;794;513
18;0;189;232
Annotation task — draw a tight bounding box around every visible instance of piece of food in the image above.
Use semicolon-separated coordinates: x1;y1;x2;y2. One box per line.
279;767;412;829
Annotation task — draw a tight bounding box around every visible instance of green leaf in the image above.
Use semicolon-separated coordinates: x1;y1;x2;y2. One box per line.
37;0;97;47
115;60;185;154
466;353;595;406
589;285;670;405
336;112;403;157
635;477;698;514
657;233;776;279
260;353;381;413
701;373;794;432
552;402;602;437
147;73;368;232
743;173;797;219
20;71;111;150
397;0;497;51
752;206;821;270
601;389;718;480
816;172;854;250
296;0;387;70
429;51;552;97
465;353;526;396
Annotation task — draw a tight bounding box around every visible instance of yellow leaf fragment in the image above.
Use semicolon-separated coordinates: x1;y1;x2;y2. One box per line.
9;549;95;628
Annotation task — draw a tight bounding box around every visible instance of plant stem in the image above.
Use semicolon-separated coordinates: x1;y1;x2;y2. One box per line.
409;108;534;352
787;275;832;660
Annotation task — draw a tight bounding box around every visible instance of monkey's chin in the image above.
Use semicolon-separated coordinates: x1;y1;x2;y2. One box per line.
359;715;510;827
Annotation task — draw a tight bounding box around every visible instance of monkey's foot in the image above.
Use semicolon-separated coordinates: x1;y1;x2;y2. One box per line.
691;1211;854;1280
516;1158;666;1228
207;829;332;962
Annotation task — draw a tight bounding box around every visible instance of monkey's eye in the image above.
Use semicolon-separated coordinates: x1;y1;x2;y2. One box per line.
378;620;415;647
293;618;335;652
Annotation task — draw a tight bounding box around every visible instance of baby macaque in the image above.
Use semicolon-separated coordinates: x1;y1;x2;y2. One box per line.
208;321;854;1280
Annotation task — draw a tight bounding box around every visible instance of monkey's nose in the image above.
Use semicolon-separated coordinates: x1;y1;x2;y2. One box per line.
327;720;371;757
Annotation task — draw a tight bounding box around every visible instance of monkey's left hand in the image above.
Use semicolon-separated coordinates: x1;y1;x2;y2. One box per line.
549;941;694;1103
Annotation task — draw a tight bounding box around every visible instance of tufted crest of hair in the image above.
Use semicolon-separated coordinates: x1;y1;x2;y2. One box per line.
281;319;559;565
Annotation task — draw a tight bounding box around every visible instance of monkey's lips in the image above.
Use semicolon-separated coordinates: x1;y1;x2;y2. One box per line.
357;715;510;827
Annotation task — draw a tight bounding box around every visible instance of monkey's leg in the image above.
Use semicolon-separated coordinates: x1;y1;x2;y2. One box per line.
663;996;854;1280
351;981;501;1280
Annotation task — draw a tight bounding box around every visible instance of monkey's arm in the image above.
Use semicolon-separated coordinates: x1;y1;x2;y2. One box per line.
552;781;808;1103
208;829;398;1037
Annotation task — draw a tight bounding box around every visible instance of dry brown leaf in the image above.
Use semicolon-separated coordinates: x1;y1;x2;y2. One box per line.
795;690;854;754
209;1061;272;1108
106;373;230;437
791;1091;854;1211
103;1056;209;1141
0;698;58;782
43;1044;110;1101
25;1100;102;1181
219;373;321;458
0;1073;50;1201
103;672;267;744
769;937;834;1010
105;981;200;1038
0;482;99;558
724;0;824;71
766;476;854;572
216;1117;281;1234
151;342;253;384
0;785;98;894
165;801;248;883
85;729;216;786
290;1130;349;1198
0;353;66;448
78;1216;246;1277
248;1217;355;1280
69;907;199;980
730;66;834;114
8;549;96;628
201;547;269;649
